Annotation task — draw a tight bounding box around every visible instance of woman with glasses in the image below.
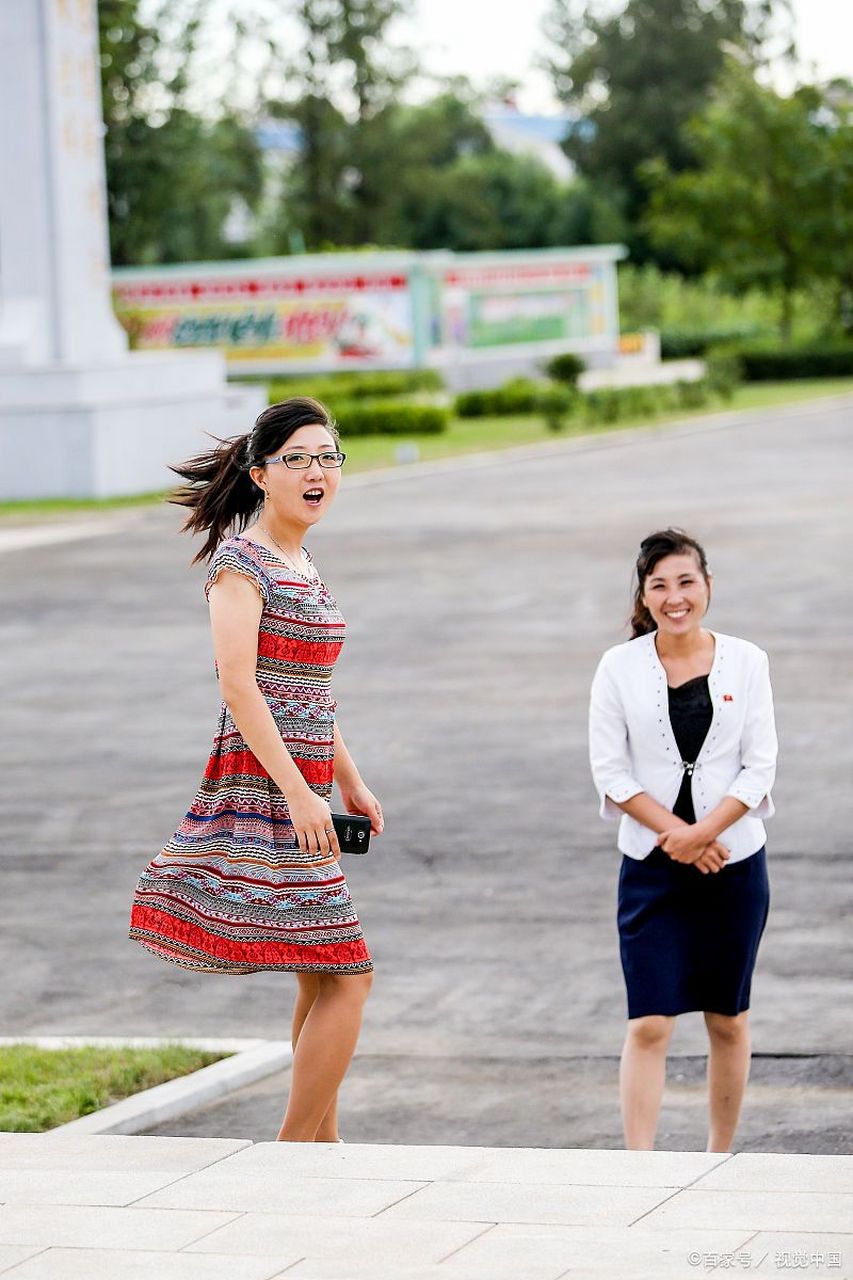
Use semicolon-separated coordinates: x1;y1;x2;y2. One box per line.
129;398;382;1143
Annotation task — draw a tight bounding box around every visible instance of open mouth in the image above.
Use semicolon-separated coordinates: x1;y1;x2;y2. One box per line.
303;488;324;506
665;608;690;619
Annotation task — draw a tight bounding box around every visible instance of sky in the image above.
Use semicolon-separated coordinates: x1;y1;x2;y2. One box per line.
394;0;853;113
141;0;853;118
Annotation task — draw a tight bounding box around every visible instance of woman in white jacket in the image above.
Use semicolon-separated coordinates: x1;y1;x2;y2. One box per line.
588;528;777;1152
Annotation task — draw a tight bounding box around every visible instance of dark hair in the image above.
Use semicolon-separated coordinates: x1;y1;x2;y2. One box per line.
169;397;339;563
629;527;711;638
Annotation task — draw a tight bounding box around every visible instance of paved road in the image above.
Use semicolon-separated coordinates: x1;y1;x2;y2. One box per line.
2;396;852;1149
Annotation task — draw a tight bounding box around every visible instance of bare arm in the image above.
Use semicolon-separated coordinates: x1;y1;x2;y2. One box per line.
207;571;341;857
333;721;384;836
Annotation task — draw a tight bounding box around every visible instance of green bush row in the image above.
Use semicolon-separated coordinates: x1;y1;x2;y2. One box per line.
455;375;722;424
455;378;577;418
713;344;853;381
331;398;449;436
265;368;444;404
581;378;716;425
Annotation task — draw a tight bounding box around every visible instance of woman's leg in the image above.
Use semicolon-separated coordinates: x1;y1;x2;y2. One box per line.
705;1010;751;1152
277;970;373;1142
620;1014;676;1149
290;974;339;1142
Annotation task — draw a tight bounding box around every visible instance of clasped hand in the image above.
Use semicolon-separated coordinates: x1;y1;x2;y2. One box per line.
658;824;730;875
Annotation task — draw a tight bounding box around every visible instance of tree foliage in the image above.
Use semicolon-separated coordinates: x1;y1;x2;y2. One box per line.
644;62;851;337
543;0;793;253
99;0;264;264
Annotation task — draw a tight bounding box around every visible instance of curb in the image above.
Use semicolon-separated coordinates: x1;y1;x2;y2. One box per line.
2;392;851;552
0;1036;292;1137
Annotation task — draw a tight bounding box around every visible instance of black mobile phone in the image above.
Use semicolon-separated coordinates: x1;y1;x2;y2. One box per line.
331;812;372;854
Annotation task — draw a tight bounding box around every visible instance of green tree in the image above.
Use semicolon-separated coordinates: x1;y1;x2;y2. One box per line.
644;63;839;338
402;150;605;252
543;0;792;254
277;0;413;248
99;0;264;264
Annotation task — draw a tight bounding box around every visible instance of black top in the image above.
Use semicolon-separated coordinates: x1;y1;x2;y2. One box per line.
668;675;713;824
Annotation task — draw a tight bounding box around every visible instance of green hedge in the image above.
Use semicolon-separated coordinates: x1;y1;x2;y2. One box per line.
455;377;539;416
266;369;443;404
333;398;449;436
582;378;715;424
455;376;717;424
660;326;762;359
716;344;853;381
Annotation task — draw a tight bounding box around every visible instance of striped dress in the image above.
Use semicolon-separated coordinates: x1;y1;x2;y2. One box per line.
128;534;372;975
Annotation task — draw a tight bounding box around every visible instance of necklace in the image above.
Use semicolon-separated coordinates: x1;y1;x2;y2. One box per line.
258;522;318;581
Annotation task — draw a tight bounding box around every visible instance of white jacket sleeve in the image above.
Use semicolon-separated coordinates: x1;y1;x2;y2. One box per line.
725;649;777;819
589;653;644;821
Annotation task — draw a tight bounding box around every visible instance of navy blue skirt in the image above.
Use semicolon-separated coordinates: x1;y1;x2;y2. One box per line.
617;846;770;1019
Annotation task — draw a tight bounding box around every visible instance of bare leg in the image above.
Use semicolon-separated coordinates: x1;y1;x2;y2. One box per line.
705;1010;751;1152
291;974;340;1142
277;970;373;1142
620;1015;676;1150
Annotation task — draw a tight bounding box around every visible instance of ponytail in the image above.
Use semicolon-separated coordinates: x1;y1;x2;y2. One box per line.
170;433;261;565
168;396;337;563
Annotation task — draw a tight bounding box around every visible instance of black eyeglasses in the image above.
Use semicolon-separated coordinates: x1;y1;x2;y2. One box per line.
265;450;346;470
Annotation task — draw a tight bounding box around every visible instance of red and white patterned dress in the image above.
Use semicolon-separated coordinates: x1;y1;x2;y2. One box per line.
129;535;372;974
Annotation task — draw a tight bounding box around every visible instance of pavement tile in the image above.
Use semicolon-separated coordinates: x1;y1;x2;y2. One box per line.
0;1205;240;1251
0;1171;199;1208
640;1189;853;1234
185;1211;487;1263
0;1248;294;1279
444;1223;757;1278
693;1153;853;1193
378;1180;673;1226
18;1136;252;1171
467;1147;728;1187
0;1247;44;1273
211;1142;490;1182
137;1171;426;1217
282;1262;541;1280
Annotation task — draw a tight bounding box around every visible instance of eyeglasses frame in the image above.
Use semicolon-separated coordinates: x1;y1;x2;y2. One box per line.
263;450;347;470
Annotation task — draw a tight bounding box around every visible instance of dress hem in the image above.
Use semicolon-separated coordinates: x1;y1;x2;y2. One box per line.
129;932;374;976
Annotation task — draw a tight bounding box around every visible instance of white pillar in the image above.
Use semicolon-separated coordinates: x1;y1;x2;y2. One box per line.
0;0;127;367
0;0;265;499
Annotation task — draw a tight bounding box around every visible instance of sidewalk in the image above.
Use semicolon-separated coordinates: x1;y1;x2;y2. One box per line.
0;1134;850;1278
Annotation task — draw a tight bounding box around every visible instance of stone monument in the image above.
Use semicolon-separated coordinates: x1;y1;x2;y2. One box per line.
0;0;262;499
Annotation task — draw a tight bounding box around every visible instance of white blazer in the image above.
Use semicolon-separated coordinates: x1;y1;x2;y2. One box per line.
588;630;777;862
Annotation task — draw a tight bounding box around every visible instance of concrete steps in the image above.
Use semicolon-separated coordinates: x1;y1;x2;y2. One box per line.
0;1134;850;1278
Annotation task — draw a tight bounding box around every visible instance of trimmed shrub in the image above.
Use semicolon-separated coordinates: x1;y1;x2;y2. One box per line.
334;398;449;437
539;386;578;431
719;344;853;381
266;368;444;404
705;350;742;400
455;378;543;417
543;351;586;386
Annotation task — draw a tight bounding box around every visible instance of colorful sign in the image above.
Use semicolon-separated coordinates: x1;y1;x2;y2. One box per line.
112;267;416;370
439;260;608;350
112;247;624;374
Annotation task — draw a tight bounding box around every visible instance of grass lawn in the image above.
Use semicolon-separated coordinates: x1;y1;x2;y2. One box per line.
1;377;851;518
0;1042;229;1133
